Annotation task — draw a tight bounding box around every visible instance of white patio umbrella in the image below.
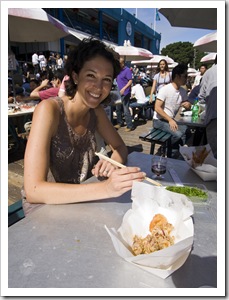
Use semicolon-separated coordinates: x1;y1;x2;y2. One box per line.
168;62;179;69
8;8;69;42
193;31;217;52
200;52;217;63
146;64;158;70
187;68;199;77
187;67;198;74
158;8;217;30
131;55;174;66
115;40;153;61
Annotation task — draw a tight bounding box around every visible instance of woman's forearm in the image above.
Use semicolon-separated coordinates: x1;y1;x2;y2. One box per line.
24;180;110;204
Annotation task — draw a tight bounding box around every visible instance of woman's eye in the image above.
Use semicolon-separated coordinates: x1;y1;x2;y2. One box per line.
87;73;95;78
104;78;112;83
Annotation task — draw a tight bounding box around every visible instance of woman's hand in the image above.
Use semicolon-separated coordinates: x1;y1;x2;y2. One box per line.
104;167;146;198
149;95;153;103
92;159;117;178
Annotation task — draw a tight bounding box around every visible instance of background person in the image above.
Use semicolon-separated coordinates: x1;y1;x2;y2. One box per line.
153;64;192;149
149;59;172;103
114;57;134;132
192;64;208;89
129;79;149;120
198;57;217;158
32;51;39;74
23;38;145;212
30;69;64;100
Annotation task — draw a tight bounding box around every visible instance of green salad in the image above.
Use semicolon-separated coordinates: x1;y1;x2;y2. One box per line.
165;186;208;200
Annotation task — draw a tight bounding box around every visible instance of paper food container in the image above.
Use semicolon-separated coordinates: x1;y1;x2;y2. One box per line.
179;144;217;181
105;182;194;279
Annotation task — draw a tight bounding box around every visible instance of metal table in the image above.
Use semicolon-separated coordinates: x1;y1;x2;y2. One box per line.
8;107;35;152
175;110;206;128
7;152;218;294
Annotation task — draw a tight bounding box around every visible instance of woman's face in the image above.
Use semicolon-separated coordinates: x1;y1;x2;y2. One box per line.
159;60;166;71
73;55;113;108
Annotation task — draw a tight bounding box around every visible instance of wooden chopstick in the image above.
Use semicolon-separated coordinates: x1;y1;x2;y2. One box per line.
95;152;162;186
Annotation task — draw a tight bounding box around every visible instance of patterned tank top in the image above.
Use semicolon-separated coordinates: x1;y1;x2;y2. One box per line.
49;97;97;184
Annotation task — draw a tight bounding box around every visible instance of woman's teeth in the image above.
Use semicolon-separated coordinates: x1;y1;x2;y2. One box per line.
89;92;100;98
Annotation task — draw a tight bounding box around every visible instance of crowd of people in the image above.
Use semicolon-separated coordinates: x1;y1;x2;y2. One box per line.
8;37;217;212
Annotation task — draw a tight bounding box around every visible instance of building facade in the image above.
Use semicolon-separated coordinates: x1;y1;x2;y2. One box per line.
10;8;161;61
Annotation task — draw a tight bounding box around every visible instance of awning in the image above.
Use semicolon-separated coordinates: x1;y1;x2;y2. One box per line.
67;27;117;49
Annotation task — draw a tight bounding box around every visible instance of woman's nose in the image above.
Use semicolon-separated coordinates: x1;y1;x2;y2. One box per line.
93;80;103;90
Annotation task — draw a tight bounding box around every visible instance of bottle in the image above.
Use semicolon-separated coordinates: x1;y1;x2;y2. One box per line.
192;98;199;120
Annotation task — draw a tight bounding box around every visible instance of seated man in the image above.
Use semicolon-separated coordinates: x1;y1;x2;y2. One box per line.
129;79;149;120
15;70;64;102
30;69;64;100
153;64;191;148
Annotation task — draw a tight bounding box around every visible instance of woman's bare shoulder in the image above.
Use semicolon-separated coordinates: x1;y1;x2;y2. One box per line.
34;98;60;117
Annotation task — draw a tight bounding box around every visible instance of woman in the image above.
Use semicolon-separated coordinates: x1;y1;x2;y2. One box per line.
149;59;172;103
23;38;145;208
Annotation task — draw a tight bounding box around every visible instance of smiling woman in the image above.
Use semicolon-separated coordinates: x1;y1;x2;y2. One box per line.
22;38;146;213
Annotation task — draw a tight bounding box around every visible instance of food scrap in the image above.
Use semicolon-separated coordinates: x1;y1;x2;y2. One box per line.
192;147;210;168
132;214;174;255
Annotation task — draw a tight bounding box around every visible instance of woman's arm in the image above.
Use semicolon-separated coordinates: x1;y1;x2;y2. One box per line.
149;79;157;102
24;102;145;204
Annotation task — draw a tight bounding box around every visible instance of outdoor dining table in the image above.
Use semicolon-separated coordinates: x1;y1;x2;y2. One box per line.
7;152;217;294
174;108;207;146
8;105;35;151
8;106;36;118
174;109;206;128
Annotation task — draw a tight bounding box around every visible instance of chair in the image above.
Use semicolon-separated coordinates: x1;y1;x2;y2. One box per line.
139;128;172;157
131;101;155;121
8;199;25;227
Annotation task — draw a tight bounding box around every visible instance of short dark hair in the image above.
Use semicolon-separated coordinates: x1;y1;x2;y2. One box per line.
64;38;120;99
53;69;64;82
200;64;208;69
172;63;188;80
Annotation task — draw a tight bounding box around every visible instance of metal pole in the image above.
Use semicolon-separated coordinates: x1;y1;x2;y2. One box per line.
153;9;156;34
193;48;196;69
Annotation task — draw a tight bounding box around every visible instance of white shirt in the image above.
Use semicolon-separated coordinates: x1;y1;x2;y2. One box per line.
131;84;148;104
192;73;202;88
38;54;46;68
32;53;39;66
153;83;188;119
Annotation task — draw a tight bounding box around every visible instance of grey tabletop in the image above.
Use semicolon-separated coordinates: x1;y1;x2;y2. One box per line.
8;152;217;291
174;110;206;127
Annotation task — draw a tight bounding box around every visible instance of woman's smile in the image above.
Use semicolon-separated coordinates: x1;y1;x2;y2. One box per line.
73;55;113;108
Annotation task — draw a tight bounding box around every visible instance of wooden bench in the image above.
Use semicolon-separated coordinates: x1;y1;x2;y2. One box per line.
8;199;25;227
139;128;172;157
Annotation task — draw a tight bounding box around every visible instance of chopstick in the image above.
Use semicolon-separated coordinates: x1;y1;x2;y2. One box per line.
95;152;162;187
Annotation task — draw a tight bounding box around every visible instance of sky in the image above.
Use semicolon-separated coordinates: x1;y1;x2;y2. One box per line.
125;8;217;52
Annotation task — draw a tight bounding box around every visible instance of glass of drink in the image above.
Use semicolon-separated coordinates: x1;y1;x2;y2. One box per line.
151;155;167;180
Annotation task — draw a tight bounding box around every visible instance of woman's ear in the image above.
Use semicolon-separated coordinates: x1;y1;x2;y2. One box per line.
72;71;79;85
